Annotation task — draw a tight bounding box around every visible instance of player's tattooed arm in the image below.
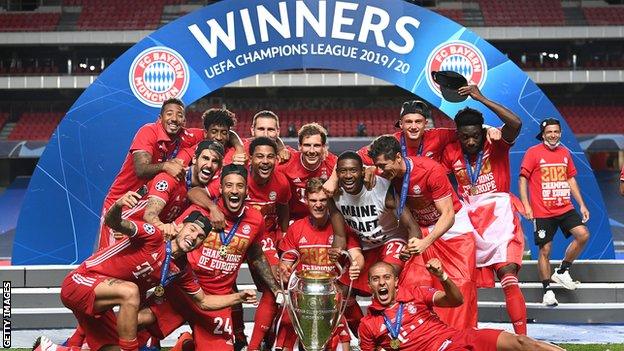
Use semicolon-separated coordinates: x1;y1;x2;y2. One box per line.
133;151;185;180
143;197;166;227
328;199;348;251
105;191;141;237
247;242;281;295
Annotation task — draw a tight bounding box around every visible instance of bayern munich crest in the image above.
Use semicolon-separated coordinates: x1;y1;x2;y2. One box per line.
426;40;487;99
129;46;190;108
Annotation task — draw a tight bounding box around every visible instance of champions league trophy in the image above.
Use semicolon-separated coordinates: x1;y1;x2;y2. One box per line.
279;249;353;351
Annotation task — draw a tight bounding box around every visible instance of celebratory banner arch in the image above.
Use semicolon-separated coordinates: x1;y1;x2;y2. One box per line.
13;0;614;264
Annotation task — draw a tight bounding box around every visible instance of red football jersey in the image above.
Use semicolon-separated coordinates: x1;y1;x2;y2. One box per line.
124;172;191;224
393;156;462;227
278;217;358;273
442;138;512;200
358;129;456;166
620;165;624;182
359;286;457;351
278;150;337;220
104;124;202;207
73;220;200;296
177;202;265;294
520;143;577;218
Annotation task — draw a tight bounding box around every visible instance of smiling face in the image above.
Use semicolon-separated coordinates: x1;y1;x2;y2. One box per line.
542;124;562;147
159;103;186;137
251;116;280;140
400;112;427;141
175;222;207;253
337;158;364;194
373;153;402;180
250;145;276;183
221;173;247;213
206;124;230;145
368;263;398;306
299;134;324;168
193;149;222;186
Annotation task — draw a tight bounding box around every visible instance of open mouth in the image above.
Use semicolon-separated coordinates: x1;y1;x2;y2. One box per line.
341;179;356;190
258;164;272;177
305;153;319;163
198;168;213;182
166;122;180;133
228;195;242;208
184;238;193;248
378;287;389;300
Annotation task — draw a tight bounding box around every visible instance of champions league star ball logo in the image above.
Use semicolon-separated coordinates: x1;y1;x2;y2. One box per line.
426;40;487;99
129;46;190;108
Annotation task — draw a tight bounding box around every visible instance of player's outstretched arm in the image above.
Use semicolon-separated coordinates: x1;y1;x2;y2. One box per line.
192;289;257;310
104;191;142;236
247;241;281;295
427;258;463;307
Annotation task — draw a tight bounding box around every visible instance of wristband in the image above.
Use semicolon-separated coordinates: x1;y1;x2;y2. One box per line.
439;272;448;282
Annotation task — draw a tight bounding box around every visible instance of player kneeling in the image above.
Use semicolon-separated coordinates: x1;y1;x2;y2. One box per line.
359;260;565;351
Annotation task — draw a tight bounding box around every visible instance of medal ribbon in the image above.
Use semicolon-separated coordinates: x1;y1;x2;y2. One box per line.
395;157;412;217
383;303;404;341
463;150;484;190
220;215;244;247
163;138;181;161
185;167;193;189
400;133;424;158
158;241;177;289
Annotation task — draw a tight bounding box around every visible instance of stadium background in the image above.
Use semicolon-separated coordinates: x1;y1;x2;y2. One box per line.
0;0;623;349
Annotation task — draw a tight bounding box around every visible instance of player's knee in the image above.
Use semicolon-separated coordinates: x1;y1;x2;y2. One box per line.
539;246;551;258
118;283;140;308
497;264;518;279
576;229;590;245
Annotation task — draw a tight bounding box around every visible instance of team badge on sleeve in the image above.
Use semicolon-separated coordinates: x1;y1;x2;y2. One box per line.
143;223;156;235
155;180;169;192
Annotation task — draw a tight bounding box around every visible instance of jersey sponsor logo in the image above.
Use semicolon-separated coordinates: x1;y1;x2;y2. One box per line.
129;46;190;108
269;191;277;201
242;224;251;235
143;223;156;235
151;253;159;260
155;180;169;192
299;236;308;244
540;159;546;164
426;40;487;99
293;177;302;183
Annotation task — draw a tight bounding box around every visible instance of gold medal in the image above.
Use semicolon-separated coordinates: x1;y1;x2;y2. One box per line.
154;285;165;297
390;338;401;349
218;245;228;258
469;186;478;195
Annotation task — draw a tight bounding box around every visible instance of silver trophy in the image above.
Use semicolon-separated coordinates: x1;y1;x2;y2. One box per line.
279;249;353;351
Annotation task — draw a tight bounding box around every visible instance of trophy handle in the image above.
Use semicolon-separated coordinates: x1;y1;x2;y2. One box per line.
334;250;354;335
277;249;305;338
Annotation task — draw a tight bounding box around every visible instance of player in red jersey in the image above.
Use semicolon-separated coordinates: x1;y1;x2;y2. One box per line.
202;108;247;166
441;85;527;334
121;140;224;239
619;164;624;196
187;137;292;350
146;164;281;351
519;118;590;306
359;261;564;351
279;123;337;220
34;191;256;351
368;135;478;330
276;178;364;351
242;110;297;163
97;98;200;249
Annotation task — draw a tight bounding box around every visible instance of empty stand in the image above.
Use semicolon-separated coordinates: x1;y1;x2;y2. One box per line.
77;0;165;30
559;106;624;134
7;112;63;141
0;12;60;32
583;7;624;26
433;9;466;25
479;0;565;26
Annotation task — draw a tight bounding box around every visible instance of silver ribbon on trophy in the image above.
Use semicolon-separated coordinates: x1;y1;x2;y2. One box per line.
278;249;353;351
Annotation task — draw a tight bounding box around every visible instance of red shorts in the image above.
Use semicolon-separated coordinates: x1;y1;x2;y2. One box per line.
340;239;406;295
149;284;235;349
60;271;119;351
275;310;350;350
442;328;502;351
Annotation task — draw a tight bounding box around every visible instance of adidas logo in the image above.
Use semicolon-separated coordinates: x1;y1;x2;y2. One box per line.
453;160;463;168
152;253;158;260
293;177;302;183
539;159;546;164
299;236;308;244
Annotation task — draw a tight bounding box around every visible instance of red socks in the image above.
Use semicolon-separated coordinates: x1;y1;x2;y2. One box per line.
501;274;527;335
119;337;138;351
248;291;279;350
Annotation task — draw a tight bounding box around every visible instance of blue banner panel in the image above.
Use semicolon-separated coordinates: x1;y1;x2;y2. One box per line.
13;0;613;264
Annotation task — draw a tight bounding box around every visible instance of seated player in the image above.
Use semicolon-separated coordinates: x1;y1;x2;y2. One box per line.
277;178;364;351
359;261;565;351
34;191;256;351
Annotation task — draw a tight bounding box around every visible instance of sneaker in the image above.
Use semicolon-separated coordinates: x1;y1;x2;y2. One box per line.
542;290;558;307
32;336;58;351
551;270;578;290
